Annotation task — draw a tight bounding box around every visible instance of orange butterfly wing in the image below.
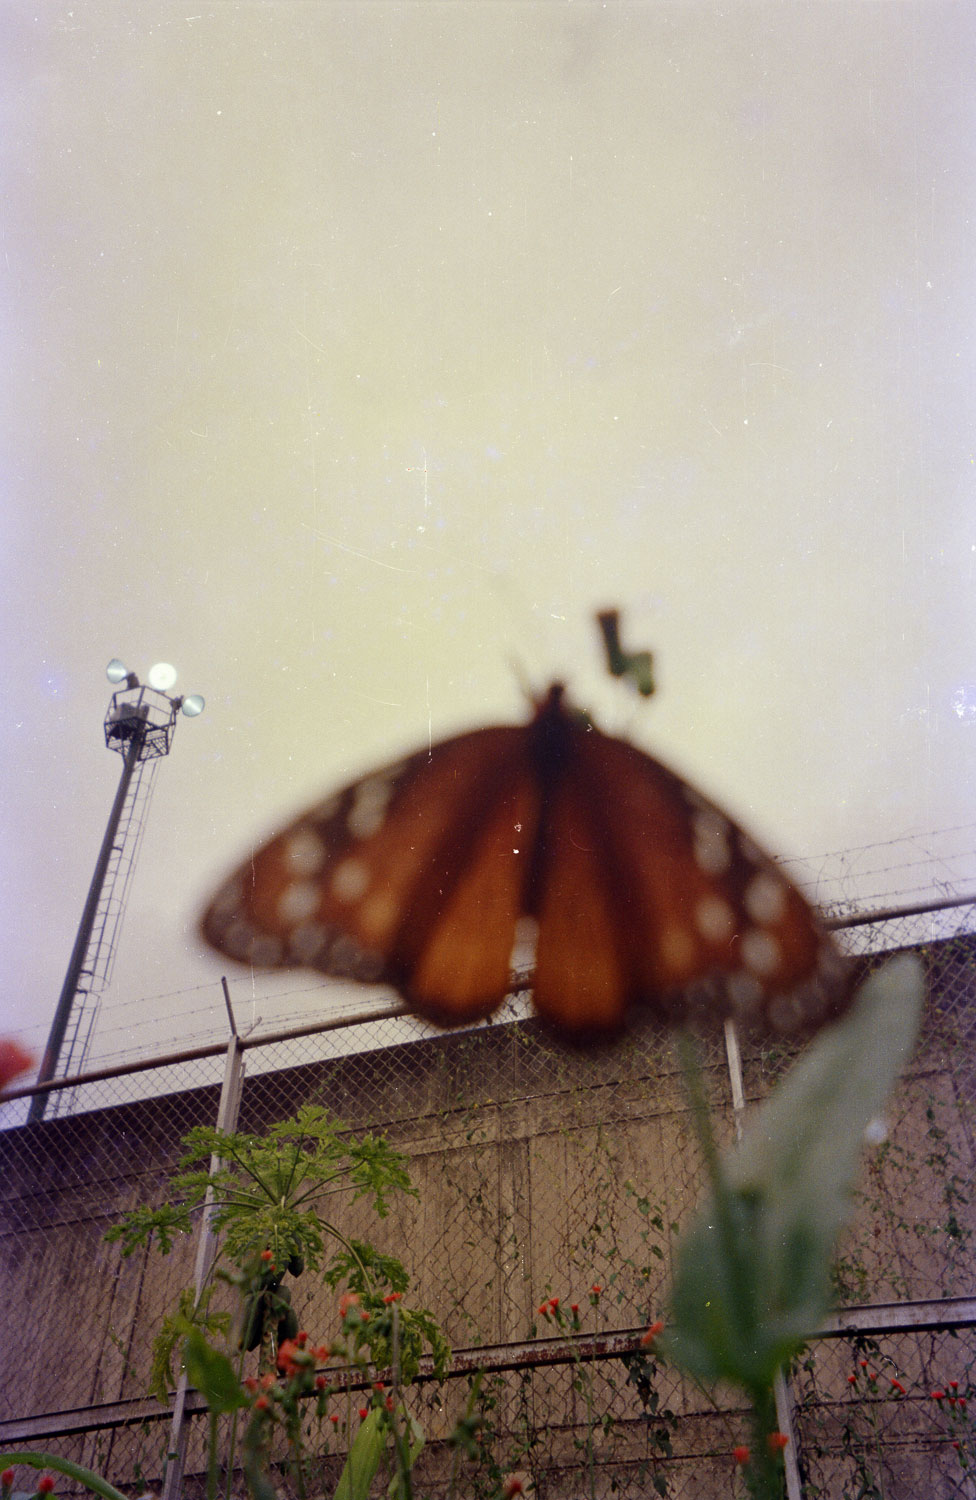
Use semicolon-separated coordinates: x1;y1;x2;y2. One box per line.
529;718;848;1037
202;726;540;1025
201;686;850;1041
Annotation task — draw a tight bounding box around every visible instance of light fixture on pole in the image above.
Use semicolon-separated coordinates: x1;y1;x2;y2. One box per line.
28;661;205;1123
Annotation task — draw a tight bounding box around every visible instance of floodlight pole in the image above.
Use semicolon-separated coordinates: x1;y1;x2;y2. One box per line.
28;664;204;1124
28;723;147;1122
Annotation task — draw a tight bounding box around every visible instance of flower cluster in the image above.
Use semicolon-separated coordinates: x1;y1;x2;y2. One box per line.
1;1472;55;1498
243;1328;335;1430
840;1362;974;1468
535;1289;663;1352
731;1433;789;1467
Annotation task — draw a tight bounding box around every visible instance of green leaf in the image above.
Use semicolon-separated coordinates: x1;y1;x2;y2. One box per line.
183;1328;248;1414
664;955;924;1393
388;1410;425;1498
0;1452;129;1500
333;1410;387;1500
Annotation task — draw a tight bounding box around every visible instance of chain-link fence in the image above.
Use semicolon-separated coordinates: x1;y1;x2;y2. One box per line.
1;900;975;1497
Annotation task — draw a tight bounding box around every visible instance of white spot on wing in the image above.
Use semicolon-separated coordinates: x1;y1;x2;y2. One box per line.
692;809;731;875
221;917;255;960
741;928;780;977
289;922;331;963
348;772;398;839
744;871;787;925
284;829;326;876
332;858;370;902
727;971;762;1017
358;889;399;943
695;894;735;943
278;880;321;924
246;934;284;966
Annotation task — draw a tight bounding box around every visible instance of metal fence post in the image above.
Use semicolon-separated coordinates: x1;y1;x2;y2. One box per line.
161;980;244;1500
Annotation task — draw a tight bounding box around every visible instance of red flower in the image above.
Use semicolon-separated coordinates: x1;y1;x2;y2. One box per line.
847;1374;857;1385
732;1446;750;1466
296;1330;308;1345
590;1284;602;1296
36;1480;55;1495
383;1292;402;1304
932;1390;946;1401
316;1343;330;1360
338;1292;360;1317
385;1395;395;1411
959;1398;968;1410
260;1249;274;1262
860;1359;869;1369
1;1471;14;1488
0;1041;33;1095
358;1406;369;1420
502;1480;525;1497
950;1380;959;1390
640;1320;665;1348
276;1338;303;1376
890;1379;906;1395
255;1395;270;1411
315;1375;327;1391
767;1432;789;1454
570;1303;579;1315
243;1377;259;1393
330;1413;339;1426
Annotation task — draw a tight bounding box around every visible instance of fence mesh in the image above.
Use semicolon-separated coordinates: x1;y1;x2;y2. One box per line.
1;904;975;1497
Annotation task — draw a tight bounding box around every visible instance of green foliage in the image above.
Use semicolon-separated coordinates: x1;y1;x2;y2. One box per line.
332;1409;387;1500
106;1104;415;1276
661;956;924;1500
183;1328;249;1414
100;1102;448;1500
664;956;924;1396
323;1242;451;1382
149;1286;230;1404
0;1453;130;1500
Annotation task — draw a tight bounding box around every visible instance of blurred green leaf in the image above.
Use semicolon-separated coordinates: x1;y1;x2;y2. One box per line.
334;1410;386;1500
183;1328;248;1414
665;955;924;1392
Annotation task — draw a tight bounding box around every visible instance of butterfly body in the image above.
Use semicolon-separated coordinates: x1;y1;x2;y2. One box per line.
202;685;849;1042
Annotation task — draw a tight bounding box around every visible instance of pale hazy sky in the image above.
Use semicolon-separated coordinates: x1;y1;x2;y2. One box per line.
3;2;974;1067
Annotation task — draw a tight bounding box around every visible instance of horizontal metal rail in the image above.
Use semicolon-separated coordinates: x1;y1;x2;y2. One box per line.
4;1298;975;1447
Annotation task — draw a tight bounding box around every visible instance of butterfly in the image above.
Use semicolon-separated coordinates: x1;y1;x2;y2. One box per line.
201;680;850;1042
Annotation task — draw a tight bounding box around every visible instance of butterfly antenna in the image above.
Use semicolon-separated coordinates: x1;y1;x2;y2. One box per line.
508;653;536;705
596;609;656;698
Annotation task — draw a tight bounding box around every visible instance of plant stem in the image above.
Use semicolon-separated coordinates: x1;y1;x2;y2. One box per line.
744;1387;787;1500
207;1408;220;1500
675;1032;786;1500
866;1391;888;1500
